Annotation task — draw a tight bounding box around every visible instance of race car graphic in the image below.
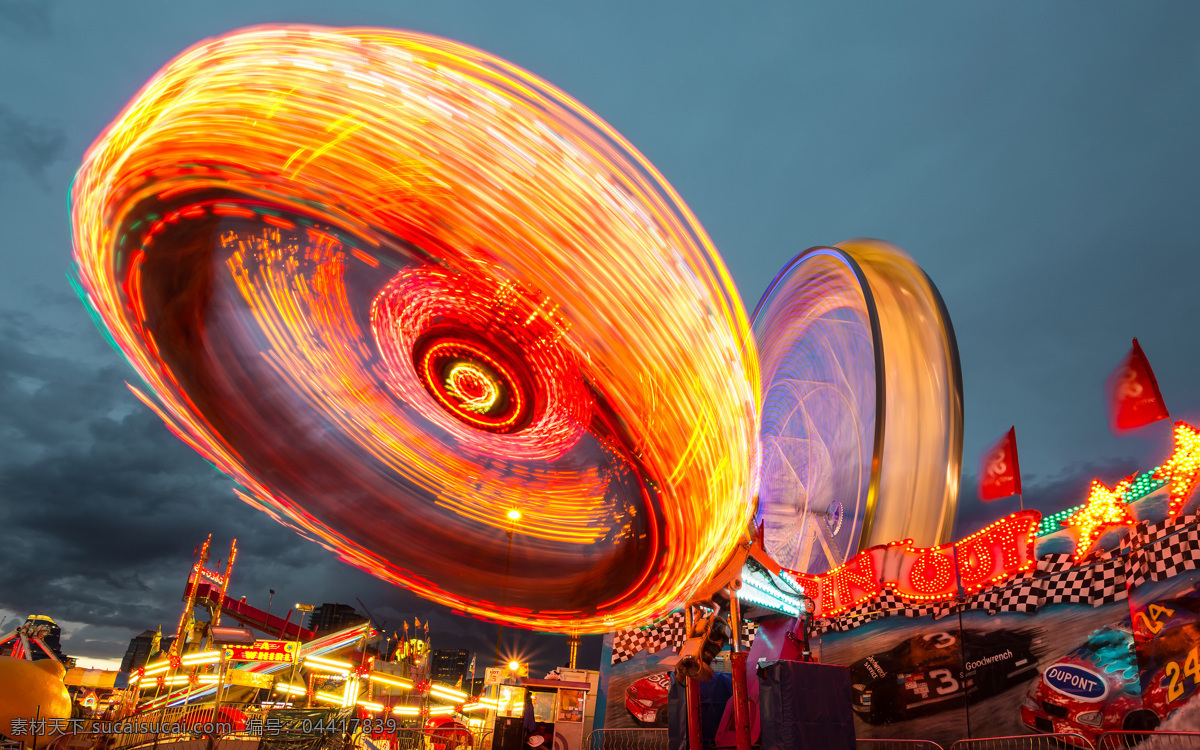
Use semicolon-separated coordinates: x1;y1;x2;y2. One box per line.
851;629;1038;724
625;673;670;726
1132;585;1200;719
1020;624;1158;744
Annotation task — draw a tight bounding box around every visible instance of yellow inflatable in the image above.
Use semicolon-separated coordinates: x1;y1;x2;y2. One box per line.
0;656;72;744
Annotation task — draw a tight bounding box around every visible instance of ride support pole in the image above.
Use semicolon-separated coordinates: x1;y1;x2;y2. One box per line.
729;651;750;750
685;674;702;750
727;593;751;750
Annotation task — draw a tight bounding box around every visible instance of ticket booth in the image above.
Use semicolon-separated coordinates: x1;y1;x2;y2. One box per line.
520;678;591;750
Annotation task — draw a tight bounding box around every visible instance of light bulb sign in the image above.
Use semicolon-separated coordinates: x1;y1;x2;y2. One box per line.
790;510;1040;617
224;639;298;664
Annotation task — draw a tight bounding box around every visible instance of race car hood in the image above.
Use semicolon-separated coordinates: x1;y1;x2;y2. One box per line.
628;673;671;703
1034;627;1140;704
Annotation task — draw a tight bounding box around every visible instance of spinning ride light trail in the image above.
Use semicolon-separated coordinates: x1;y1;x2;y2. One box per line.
753;242;963;574
752;249;878;574
71;25;760;633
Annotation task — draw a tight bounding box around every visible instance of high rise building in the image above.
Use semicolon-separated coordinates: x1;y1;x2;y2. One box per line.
430;649;470;686
121;630;159;672
307;603;365;634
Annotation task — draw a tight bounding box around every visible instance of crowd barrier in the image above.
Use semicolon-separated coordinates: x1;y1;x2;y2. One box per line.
1097;732;1200;750
948;734;1095;750
857;739;947;750
583;728;668;750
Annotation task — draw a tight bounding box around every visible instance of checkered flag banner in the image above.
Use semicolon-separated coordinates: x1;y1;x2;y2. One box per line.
1091;552;1128;606
1040;565;1092;605
785;516;1200;637
611;613;761;664
1127;516;1200;590
1037;554;1075;575
611;611;685;665
816;598;886;634
996;579;1042;614
1123;514;1197;554
741;621;758;650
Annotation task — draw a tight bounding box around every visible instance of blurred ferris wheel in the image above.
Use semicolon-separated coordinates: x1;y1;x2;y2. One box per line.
752;239;964;574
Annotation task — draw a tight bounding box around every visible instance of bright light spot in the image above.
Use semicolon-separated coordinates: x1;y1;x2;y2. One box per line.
507;509;522;521
508;660;521;672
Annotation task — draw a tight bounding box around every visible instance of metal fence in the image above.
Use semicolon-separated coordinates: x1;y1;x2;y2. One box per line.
96;704;353;750
1098;732;1200;750
390;726;481;750
949;735;1095;750
105;704;267;750
857;740;947;750
583;728;669;750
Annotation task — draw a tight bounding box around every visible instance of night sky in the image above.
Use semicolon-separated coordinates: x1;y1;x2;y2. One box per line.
1;1;1198;673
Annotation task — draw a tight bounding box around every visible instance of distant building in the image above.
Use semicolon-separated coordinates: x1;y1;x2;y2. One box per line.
121;630;158;672
307;603;365;634
430;649;470;686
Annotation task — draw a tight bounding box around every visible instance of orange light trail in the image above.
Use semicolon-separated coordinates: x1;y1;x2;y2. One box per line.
71;25;759;632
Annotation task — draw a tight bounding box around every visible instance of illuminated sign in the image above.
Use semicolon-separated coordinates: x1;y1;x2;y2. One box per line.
788;510;1040;617
191;563;226;587
227;670;274;689
224;640;298;664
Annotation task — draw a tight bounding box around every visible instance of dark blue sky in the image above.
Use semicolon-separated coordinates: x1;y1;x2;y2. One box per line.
1;1;1198;669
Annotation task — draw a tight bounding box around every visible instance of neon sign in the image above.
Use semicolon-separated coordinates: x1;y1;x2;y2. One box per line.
788;510;1040;617
191;563;226;587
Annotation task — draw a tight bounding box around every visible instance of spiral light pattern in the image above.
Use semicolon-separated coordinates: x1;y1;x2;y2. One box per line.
71;25;759;632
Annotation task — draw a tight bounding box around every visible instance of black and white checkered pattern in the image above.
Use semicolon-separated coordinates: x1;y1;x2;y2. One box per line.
1091;553;1128;605
964;589;998;614
611;613;761;664
1040;565;1092;605
1123;514;1197;553
1037;554;1076;575
996;579;1042;614
611;611;685;664
741;621;758;650
1128;522;1200;589
900;601;944;619
868;591;908;614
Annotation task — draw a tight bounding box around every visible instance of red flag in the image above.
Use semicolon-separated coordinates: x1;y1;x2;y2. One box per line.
979;427;1022;501
1107;338;1169;432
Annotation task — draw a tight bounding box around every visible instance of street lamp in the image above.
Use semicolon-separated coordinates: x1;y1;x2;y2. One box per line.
495;509;521;667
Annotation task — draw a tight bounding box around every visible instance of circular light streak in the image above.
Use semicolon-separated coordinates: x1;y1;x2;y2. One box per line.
414;337;530;432
752;249;879;574
445;363;501;415
752;242;962;574
70;25;759;632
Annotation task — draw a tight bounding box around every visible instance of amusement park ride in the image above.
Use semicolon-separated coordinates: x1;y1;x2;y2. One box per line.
1;19;1074;750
